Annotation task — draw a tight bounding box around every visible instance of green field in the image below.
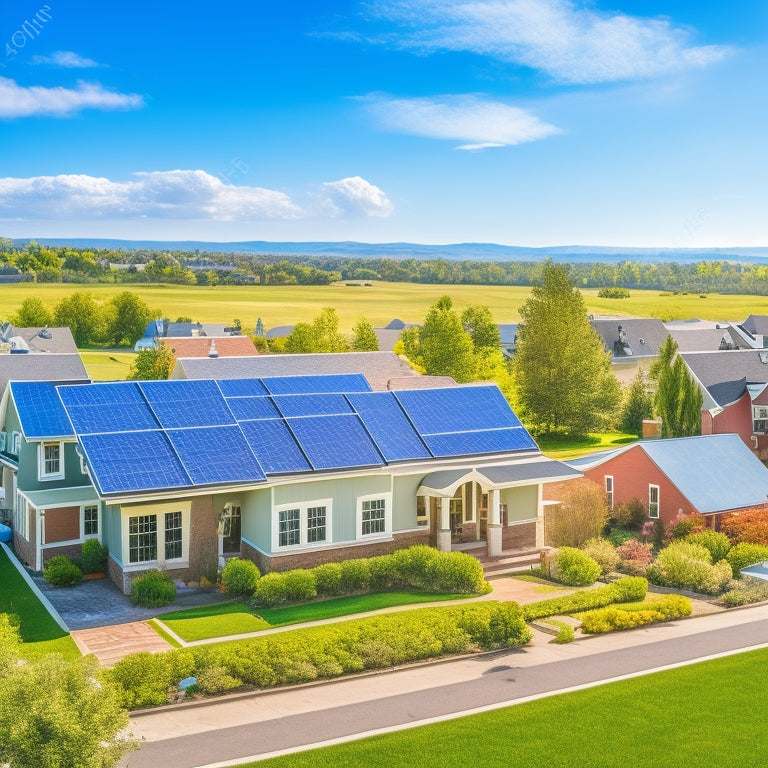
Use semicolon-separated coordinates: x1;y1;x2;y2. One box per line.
0;281;763;333
249;647;768;768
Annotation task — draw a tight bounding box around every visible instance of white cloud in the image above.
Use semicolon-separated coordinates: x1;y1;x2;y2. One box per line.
316;176;394;217
0;170;393;221
32;51;100;68
365;93;559;149
0;77;143;118
366;0;731;84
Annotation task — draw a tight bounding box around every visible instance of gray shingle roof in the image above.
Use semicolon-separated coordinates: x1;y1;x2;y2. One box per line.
590;318;668;359
8;327;78;354
682;350;768;406
0;353;88;394
668;327;741;353
172;351;421;391
742;315;768;335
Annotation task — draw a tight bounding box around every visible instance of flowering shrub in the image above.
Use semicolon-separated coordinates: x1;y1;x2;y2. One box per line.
616;539;654;576
721;510;768;546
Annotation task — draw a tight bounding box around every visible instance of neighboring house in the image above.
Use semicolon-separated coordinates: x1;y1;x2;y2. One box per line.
732;315;768;349
54;375;580;593
265;325;294;341
0;381;97;570
134;319;243;351
374;318;418;352
498;324;518;360
681;349;768;459
160;336;258;360
171;351;421;392
590;318;668;361
0;352;89;403
665;319;742;353
0;323;79;354
565;434;768;530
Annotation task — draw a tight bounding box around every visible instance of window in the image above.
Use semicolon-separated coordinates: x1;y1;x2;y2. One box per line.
754;406;768;434
649;485;660;519
38;441;64;480
278;508;301;547
165;512;183;559
306;505;327;543
416;496;428;527
605;476;614;509
10;431;21;456
83;505;98;536
361;498;386;536
129;515;157;563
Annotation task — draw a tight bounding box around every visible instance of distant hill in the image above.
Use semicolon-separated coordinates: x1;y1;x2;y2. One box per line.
13;238;768;264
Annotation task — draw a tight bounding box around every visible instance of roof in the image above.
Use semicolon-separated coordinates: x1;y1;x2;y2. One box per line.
568;434;768;515
9;381;88;439
742;315;768;336
590;318;668;359
373;328;401;351
57;376;539;499
266;325;294;339
20;486;98;508
666;322;742;353
682;350;768;407
0;326;78;354
160;337;258;358
497;324;518;345
172;352;421;391
0;353;88;396
386;375;457;390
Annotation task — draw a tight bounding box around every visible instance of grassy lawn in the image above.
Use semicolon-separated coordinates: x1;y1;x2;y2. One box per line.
247;647;768;768
157;592;470;642
0;547;80;660
78;348;136;381
537;431;638;461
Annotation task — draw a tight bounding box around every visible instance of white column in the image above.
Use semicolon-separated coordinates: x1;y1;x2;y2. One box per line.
535;483;545;548
437;496;451;552
487;488;502;556
36;508;44;572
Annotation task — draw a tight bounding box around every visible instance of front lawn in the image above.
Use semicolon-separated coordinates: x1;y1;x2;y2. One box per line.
246;647;768;768
537;431;637;460
157;591;470;642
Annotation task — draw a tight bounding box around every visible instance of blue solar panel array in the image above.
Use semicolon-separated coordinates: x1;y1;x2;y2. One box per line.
11;381;79;439
53;375;538;496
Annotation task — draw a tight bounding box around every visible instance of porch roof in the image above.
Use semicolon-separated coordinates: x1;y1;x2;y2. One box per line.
417;457;581;497
20;486;98;509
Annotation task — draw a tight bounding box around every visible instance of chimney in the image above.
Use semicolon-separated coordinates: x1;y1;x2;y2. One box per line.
208;339;219;358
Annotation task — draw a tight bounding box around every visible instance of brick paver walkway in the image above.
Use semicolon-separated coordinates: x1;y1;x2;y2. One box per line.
71;621;173;667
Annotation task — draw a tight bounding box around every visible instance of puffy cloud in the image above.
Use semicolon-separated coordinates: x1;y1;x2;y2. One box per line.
31;51;100;68
365;93;559;149
0;77;143;118
316;176;394;217
0;170;392;221
366;0;730;84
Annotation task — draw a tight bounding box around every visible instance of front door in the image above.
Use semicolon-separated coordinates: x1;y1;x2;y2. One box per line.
220;505;242;556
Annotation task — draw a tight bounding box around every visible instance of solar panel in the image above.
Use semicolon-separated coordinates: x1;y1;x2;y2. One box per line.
11;382;76;438
225;396;281;421
58;382;159;434
79;430;191;494
166;426;266;485
239;419;312;474
272;394;354;418
139;380;236;428
346;392;431;461
395;386;521;435
287;414;384;470
423;428;538;458
262;374;372;395
216;379;269;397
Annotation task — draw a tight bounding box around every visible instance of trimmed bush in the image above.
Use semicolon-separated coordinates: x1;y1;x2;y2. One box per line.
549;547;601;586
107;601;532;708
522;577;648;621
685;530;731;563
726;542;768;577
581;538;620;576
313;562;343;596
339;558;371;593
130;570;176;608
425;550;487;593
254;572;287;607
43;555;83;587
579;594;691;634
80;539;108;574
220;558;260;597
283;569;317;603
647;541;732;595
194;665;242;696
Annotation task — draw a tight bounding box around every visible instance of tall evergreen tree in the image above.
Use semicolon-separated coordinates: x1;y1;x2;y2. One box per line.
512;263;621;435
619;368;654;435
652;335;702;437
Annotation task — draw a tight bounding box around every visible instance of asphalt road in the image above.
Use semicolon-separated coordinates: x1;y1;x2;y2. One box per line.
123;606;768;768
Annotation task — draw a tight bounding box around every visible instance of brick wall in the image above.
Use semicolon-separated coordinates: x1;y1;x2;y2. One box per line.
43;506;79;543
12;531;34;569
42;543;82;564
501;522;536;551
188;496;218;581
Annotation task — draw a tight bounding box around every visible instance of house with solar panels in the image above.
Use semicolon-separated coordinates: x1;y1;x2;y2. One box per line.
13;374;578;593
0;380;98;571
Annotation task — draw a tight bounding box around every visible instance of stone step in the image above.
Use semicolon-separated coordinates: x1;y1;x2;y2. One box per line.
476;548;544;577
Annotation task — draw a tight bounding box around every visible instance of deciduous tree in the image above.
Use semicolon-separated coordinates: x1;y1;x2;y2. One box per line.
9;296;53;328
351;317;379;351
54;291;102;346
128;343;175;380
417;295;475;382
103;291;156;346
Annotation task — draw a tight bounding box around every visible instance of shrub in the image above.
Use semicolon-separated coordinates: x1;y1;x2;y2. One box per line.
254;572;287;607
129;570;176;608
685;530;731;563
80;539;108;574
608;576;649;602
581;538;619;576
424;550;488;593
597;287;630;298
107;652;175;708
193;665;242;695
368;554;401;592
339;558;371;593
721;510;768;546
549;547;601;586
220;558;260;597
43;555;83;587
610;498;647;532
718;576;768;607
667;512;707;540
580;594;691;634
313;562;343;596
282;569;317;603
726;542;768;577
647;541;732;594
390;545;437;590
550;479;610;548
608;528;637;547
616;539;654;576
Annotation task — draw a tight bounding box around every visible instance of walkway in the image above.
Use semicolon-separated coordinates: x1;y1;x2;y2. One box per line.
71;621;173;666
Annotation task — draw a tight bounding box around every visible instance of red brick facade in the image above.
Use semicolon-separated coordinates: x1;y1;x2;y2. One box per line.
501;521;536;550
701;391;768;461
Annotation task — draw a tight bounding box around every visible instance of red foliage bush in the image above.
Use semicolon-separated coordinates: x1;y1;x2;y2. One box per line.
721;509;768;546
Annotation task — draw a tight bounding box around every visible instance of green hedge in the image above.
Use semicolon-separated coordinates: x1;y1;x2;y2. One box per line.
580;595;692;634
647;541;732;594
220;558;260;597
549;547;601;586
253;546;489;607
130;570;176;608
43;556;83;587
106;601;531;709
726;543;768;577
522;577;648;621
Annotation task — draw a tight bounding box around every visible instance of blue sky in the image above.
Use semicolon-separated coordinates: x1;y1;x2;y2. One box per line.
0;1;765;246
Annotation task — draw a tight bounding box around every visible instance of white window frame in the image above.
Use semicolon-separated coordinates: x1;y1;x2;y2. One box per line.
605;476;614;509
37;441;64;481
10;431;21;455
356;492;392;541
79;453;89;476
649;484;660;519
121;501;190;571
272;498;333;551
80;504;100;539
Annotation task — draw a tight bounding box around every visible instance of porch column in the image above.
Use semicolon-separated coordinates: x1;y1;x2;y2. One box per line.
36;508;44;572
437;496;451;552
488;488;502;556
535;483;545;548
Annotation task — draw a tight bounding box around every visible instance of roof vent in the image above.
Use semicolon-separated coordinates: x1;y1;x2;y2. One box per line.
639;337;645;345
38;326;52;340
760;352;768;365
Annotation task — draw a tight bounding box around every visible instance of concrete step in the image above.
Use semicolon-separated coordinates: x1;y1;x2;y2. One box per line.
476;548;544;577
